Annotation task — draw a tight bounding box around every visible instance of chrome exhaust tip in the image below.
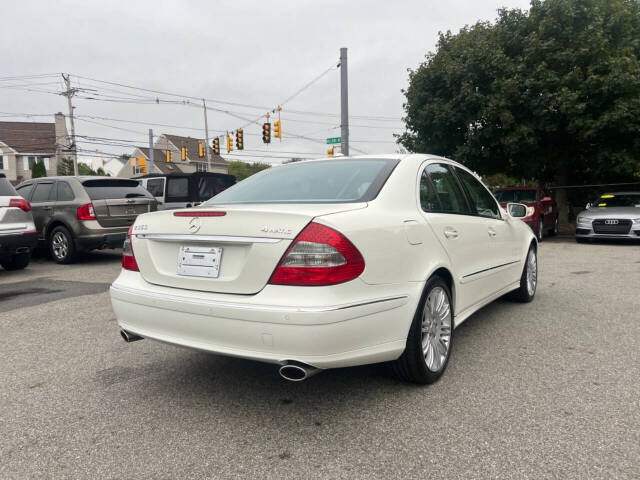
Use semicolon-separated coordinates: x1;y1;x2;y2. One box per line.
278;362;321;382
120;329;143;343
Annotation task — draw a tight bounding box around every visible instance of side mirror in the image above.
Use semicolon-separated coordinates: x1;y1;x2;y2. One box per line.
507;202;527;218
585;202;592;210
542;196;552;202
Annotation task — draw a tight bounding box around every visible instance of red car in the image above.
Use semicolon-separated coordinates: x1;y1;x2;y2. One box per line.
494;187;558;240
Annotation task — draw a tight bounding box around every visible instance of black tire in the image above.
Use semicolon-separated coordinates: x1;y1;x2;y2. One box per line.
0;253;30;271
536;219;544;242
509;244;537;303
392;276;454;385
49;226;77;264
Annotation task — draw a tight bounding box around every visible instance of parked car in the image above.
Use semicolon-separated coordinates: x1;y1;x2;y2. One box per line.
110;155;537;384
575;192;640;242
136;172;236;210
15;176;157;263
0;174;37;270
494;186;558;240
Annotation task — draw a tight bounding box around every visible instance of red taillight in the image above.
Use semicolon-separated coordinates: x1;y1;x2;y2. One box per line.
77;203;96;220
9;198;31;212
269;222;365;286
173;211;226;217
122;225;139;271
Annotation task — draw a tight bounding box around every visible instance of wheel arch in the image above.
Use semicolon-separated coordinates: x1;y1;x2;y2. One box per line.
44;219;74;241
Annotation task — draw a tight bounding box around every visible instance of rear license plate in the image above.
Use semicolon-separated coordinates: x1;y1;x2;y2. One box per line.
177;246;222;278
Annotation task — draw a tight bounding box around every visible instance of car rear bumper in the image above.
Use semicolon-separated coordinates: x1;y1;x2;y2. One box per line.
76;232;127;250
0;232;37;257
109;271;417;369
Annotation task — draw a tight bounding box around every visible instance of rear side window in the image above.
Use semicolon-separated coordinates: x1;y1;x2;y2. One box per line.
0;178;18;196
146;178;165;197
82;179;153;200
425;164;470;214
166;177;189;202
208;159;397;204
16;184;34;200
56;181;75;201
31;182;55;203
419;170;441;211
454;167;500;219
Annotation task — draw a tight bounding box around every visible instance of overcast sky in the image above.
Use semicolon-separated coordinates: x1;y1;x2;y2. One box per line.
1;0;531;164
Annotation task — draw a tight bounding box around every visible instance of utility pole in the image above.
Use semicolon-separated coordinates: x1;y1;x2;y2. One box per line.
61;74;79;175
203;99;211;171
148;129;154;174
340;47;349;157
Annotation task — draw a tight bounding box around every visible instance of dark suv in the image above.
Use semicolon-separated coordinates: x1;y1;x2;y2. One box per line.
16;176;157;263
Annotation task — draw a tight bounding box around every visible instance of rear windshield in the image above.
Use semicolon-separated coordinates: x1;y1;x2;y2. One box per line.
0;178;18;196
82;179;154;200
207;159;398;204
495;189;537;203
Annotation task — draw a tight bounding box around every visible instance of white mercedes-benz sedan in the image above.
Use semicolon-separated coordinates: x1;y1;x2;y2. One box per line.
110;154;537;384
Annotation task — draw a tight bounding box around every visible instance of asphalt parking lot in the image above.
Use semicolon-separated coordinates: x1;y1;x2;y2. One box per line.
1;239;639;480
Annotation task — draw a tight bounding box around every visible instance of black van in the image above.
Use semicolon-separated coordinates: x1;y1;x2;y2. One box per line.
136;172;236;210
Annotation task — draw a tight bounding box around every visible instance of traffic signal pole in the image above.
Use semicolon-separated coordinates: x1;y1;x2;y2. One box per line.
203;99;211;170
340;47;349;157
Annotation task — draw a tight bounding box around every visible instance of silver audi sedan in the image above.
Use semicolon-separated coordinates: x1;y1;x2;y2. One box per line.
575;192;640;242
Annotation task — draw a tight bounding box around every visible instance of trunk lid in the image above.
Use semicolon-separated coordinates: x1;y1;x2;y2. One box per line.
131;203;366;294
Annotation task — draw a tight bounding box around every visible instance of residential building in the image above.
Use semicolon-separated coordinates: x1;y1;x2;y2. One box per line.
0;113;70;184
153;134;228;174
118;147;197;178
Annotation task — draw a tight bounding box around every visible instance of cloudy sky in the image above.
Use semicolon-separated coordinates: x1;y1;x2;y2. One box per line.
1;0;531;164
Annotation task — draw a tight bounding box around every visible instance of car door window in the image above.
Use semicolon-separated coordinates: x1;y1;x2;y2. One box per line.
425;164;470;214
56;181;75;201
454;167;500;219
146;178;165;198
419;170;441;211
16;184;34;200
31;182;55;203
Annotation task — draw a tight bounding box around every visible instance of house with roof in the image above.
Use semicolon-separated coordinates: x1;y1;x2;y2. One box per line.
153;134;228;174
117;146;198;178
0;113;70;184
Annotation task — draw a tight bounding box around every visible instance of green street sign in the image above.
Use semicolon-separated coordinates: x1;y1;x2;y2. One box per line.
326;137;341;144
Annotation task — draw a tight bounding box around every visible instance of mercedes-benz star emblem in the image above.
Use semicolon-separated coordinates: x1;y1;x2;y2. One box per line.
188;217;201;233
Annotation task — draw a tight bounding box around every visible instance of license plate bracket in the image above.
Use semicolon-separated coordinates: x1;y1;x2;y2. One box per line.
177;246;222;278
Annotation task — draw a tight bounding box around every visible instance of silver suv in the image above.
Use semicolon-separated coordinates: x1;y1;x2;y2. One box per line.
16;176;157;263
0;174;37;270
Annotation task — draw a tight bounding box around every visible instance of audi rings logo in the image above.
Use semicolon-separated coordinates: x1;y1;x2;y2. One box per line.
604;219;619;225
188;217;202;233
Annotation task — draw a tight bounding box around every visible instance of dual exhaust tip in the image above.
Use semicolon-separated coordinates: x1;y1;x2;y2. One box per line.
119;330;320;381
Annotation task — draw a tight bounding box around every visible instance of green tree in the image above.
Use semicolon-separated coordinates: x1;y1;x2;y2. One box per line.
56;157;74;176
227;161;271;181
400;0;640;226
31;159;47;178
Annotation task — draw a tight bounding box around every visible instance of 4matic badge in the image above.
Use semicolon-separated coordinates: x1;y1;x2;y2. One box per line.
261;226;292;235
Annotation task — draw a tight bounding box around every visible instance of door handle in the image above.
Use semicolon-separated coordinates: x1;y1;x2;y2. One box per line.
444;227;459;239
488;227;497;237
43;206;52;210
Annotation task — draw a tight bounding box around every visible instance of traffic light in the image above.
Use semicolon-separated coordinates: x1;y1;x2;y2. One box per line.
327;147;334;158
273;120;282;139
226;134;233;153
166;150;172;163
262;122;271;144
181;146;187;161
198;140;204;158
235;129;244;150
213;138;220;155
138;157;147;174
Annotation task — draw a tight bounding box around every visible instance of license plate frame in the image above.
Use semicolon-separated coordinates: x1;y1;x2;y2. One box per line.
177;246;222;278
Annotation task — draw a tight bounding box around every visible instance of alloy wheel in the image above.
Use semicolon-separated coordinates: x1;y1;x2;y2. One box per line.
526;249;537;296
421;286;452;372
52;232;69;260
